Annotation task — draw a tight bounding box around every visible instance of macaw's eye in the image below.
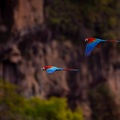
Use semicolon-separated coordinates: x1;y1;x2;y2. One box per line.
85;38;88;42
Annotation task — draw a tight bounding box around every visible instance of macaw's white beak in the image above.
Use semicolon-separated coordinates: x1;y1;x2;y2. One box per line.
41;67;45;71
85;38;88;42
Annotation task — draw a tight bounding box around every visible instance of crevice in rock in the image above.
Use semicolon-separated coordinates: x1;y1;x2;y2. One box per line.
0;0;18;43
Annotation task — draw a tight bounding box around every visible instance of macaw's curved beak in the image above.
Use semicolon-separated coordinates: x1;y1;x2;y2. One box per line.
85;38;88;42
41;67;45;71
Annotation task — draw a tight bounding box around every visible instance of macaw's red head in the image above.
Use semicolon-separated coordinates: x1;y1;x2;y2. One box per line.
41;66;52;71
41;66;45;71
85;38;96;43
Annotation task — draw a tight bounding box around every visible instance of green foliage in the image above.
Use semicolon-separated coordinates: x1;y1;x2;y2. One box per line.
24;97;83;120
88;83;120;120
0;80;83;120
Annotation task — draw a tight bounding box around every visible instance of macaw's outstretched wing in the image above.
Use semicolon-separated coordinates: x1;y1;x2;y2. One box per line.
46;66;61;73
85;41;100;56
46;67;57;73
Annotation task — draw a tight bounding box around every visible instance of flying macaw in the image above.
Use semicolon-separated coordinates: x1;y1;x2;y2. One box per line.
41;66;79;74
85;38;120;56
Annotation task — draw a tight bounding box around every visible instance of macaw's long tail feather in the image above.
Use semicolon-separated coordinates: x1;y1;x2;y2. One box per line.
106;40;120;42
63;68;80;71
116;40;120;42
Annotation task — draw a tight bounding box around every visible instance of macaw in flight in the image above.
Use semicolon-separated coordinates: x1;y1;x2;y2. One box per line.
41;66;79;74
85;38;120;56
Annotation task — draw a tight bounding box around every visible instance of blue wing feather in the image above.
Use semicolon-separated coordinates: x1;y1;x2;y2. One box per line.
85;38;106;56
46;67;56;73
46;67;63;73
46;67;79;73
85;40;101;56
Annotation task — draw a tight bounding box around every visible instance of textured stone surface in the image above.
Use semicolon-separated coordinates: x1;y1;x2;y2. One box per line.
14;0;44;31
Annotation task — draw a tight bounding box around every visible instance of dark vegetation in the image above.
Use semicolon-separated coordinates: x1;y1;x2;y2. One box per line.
45;0;120;42
88;83;120;120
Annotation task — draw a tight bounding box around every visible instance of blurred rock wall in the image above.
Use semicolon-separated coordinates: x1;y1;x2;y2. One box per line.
13;0;44;31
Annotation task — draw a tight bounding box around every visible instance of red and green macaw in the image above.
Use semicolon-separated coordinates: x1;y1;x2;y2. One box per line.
85;38;120;56
41;66;79;74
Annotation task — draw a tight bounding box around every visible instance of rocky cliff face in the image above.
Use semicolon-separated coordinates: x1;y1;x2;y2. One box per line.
13;0;44;31
0;32;120;119
0;0;120;120
0;0;44;43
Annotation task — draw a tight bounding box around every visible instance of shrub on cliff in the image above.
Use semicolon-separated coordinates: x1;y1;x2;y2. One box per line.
0;80;83;120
